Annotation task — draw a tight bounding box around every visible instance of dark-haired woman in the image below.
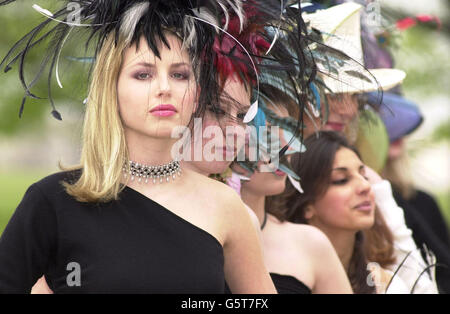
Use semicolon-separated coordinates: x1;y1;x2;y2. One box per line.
232;99;353;294
270;131;410;293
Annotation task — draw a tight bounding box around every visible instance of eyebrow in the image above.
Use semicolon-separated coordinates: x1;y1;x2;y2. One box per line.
131;62;154;68
332;165;365;172
332;167;348;173
130;62;190;68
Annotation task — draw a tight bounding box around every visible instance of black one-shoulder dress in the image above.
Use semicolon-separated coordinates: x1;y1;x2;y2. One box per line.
0;170;225;293
270;273;311;294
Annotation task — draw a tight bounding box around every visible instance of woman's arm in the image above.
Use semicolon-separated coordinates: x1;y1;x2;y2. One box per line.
221;194;276;293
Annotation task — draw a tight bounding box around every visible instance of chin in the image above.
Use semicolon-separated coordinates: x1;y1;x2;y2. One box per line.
147;123;186;139
357;217;376;231
260;180;287;196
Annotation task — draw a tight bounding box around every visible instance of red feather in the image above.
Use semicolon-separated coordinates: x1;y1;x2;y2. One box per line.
212;2;270;85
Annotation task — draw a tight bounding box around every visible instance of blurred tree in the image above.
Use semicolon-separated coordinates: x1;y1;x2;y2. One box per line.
432;119;450;142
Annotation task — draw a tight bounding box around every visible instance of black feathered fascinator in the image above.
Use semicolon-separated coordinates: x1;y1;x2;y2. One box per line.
0;0;314;125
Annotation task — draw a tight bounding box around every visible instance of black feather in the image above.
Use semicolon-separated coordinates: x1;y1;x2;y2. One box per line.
1;0;320;127
18;96;26;118
51;110;62;121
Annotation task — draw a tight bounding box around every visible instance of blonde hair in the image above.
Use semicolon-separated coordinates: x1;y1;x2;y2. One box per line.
61;33;130;203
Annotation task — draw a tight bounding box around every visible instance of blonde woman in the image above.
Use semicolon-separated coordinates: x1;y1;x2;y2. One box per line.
0;1;280;293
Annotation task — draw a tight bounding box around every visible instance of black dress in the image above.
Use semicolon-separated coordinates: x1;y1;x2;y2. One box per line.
270;273;311;294
0;171;225;293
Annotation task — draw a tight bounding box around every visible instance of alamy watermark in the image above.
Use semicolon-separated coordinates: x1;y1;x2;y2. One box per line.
67;2;82;25
66;262;81;287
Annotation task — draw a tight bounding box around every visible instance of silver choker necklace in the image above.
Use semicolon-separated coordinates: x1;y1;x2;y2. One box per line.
123;160;182;184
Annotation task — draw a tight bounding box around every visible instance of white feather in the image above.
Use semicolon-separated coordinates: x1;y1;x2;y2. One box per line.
216;2;230;30
32;4;106;27
289;2;315;9
56;27;74;89
120;2;150;45
265;27;279;55
243;100;258;123
193;7;220;33
308;100;321;118
224;0;245;33
32;4;54;17
266;1;285;55
185;7;222;51
288;175;304;194
183;15;196;50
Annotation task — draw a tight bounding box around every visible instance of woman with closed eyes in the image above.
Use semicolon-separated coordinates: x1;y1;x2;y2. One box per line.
269;131;407;293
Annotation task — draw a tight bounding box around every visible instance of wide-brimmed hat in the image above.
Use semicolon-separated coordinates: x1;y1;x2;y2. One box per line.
367;91;424;142
303;2;406;94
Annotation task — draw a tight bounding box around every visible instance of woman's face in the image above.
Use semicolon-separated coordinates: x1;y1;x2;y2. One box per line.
304;93;359;137
189;76;251;175
238;104;291;196
117;33;197;139
307;147;375;232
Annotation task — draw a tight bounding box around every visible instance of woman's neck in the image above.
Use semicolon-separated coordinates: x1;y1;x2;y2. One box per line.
126;130;178;166
240;186;266;226
312;225;356;272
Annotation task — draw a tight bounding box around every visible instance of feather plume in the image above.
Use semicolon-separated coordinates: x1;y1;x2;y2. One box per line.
32;4;54;17
120;2;150;46
1;0;315;127
288;174;304;193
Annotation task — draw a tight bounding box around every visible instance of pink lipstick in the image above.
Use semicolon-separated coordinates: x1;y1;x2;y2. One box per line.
325;122;345;132
274;169;286;177
150;104;177;117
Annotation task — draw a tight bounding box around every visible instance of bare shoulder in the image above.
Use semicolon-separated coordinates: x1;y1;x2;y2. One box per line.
185;170;246;214
266;216;332;251
186;170;235;193
285;222;335;255
294;224;330;243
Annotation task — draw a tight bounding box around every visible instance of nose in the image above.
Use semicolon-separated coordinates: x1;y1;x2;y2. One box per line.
356;174;372;195
156;74;171;98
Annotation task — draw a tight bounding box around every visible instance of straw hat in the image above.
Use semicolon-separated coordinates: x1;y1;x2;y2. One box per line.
303;2;406;94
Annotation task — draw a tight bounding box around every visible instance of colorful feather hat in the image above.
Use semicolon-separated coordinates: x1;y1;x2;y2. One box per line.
0;0;313;124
